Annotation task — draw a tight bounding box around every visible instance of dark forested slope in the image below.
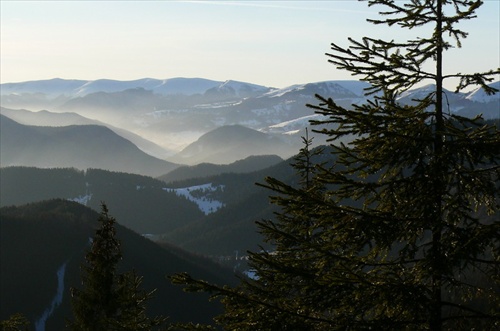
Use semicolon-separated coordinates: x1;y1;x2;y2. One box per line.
158;154;283;183
0;200;235;330
0;167;203;234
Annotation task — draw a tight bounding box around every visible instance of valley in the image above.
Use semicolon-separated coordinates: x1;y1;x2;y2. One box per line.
3;78;498;166
1;77;498;328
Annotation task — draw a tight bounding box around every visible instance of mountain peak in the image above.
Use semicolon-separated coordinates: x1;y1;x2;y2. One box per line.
466;81;500;103
169;125;295;165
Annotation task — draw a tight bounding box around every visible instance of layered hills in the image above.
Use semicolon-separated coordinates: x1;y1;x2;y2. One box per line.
2;78;497;164
0;167;203;234
2;77;498;254
159;154;283;183
0;115;178;177
0;157;295;255
0;154;298;256
168;125;294;165
1;77;498;327
0;107;173;159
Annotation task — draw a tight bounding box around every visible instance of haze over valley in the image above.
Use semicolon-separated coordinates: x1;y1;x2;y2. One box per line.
1;0;499;328
1;75;499;329
2;77;498;169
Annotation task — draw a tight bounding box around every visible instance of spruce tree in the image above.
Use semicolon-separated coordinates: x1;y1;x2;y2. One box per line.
0;314;29;331
69;203;166;331
172;1;499;330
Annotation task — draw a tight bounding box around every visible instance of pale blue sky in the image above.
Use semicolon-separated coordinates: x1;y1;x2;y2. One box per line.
1;1;498;89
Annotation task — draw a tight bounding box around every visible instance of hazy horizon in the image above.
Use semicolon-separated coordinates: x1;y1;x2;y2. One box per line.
1;1;499;90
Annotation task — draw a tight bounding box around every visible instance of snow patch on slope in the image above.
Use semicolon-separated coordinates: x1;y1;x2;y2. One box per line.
262;114;323;135
68;194;92;206
466;81;500;103
326;80;372;96
35;262;67;331
269;114;322;129
163;183;225;215
215;80;270;97
397;84;437;100
263;84;304;98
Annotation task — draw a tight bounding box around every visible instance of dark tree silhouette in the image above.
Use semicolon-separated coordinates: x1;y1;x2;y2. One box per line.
69;203;166;331
172;1;499;330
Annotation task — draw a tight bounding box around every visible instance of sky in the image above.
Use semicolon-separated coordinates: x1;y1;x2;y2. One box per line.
1;0;499;89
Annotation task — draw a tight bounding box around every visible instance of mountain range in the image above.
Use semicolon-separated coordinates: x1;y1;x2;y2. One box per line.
2;78;498;167
0;114;178;177
159;154;283;183
0;155;302;256
0;167;205;234
0;107;171;158
1;77;498;244
1;77;498;328
1;76;498;237
0;77;270;98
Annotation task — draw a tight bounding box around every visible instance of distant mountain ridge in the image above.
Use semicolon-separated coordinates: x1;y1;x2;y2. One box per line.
1;77;498;167
167;125;296;165
2;77;498;105
465;81;500;103
0;77;272;98
0;107;173;158
159;154;283;183
0;115;178;177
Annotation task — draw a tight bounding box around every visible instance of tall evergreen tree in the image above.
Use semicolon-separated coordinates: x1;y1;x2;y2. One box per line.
172;1;499;330
69;203;166;331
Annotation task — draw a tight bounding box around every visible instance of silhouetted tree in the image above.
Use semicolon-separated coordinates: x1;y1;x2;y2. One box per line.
69;203;166;331
172;1;499;330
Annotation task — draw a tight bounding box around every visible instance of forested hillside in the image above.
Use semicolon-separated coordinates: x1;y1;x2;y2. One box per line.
158;154;283;183
0;165;277;255
0;149;330;256
0;200;235;330
0;167;203;234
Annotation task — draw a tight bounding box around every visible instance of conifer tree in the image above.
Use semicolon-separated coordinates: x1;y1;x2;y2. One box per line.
0;314;29;331
69;203;166;331
172;1;499;330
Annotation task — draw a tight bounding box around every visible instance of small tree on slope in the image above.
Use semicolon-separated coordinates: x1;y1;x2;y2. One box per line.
172;1;499;330
69;203;166;331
